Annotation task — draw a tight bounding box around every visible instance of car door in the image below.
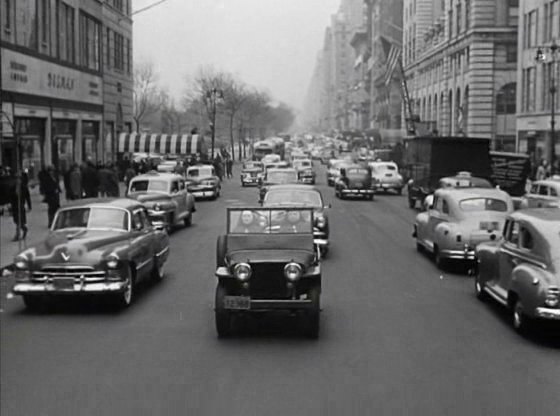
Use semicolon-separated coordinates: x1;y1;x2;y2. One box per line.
130;208;153;280
492;220;520;301
170;179;186;219
427;196;449;251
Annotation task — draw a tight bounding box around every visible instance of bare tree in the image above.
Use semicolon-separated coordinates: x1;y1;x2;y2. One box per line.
133;60;164;131
222;78;248;161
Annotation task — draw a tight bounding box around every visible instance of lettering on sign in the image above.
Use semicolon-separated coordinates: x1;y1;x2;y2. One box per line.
47;73;75;91
9;60;28;84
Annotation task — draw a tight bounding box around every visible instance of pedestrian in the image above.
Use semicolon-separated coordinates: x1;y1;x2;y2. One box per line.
68;163;82;200
535;159;549;181
213;155;223;181
97;163;111;197
124;165;136;195
81;161;99;198
42;166;61;228
105;162;120;197
9;171;31;241
226;157;233;179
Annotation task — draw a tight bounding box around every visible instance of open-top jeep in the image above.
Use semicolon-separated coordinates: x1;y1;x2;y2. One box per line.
214;207;322;338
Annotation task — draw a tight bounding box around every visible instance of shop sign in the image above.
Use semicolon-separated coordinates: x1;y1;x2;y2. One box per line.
1;49;102;105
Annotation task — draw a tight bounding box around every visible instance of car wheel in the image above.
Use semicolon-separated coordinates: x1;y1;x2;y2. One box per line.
512;298;531;334
474;273;488;301
151;257;165;282
22;295;45;312
215;283;233;338
408;196;416;209
114;267;135;309
183;213;192;227
216;235;227;267
303;285;321;339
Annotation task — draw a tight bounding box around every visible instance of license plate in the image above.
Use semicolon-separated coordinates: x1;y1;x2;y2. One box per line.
224;296;250;310
53;278;75;290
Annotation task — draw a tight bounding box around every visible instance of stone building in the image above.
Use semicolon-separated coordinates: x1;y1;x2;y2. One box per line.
403;0;518;148
0;0;133;181
516;0;560;166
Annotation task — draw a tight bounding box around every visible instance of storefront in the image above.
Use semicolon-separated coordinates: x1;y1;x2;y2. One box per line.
1;47;103;175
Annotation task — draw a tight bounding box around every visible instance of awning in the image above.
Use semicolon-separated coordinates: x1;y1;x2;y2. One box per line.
117;133;205;155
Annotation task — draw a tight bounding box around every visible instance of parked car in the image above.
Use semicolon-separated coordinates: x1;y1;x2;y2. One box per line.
185;164;221;200
127;171;196;231
474;208;560;333
240;161;264;187
334;165;375;200
369;161;404;194
519;177;560;209
293;159;316;185
258;168;299;203
261;184;330;257
413;187;514;269
214;207;322;337
11;199;170;310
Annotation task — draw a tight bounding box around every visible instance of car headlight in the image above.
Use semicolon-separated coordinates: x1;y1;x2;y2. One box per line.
233;263;252;281
14;255;28;270
154;203;161;211
284;262;303;282
316;215;326;228
106;254;120;269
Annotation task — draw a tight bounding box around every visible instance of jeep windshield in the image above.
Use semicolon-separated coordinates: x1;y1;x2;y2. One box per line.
228;208;313;234
263;190;322;208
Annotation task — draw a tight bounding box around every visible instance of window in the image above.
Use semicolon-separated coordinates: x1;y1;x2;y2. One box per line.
442;200;449;214
456;3;462;34
448;8;453;38
80;13;100;71
15;0;38;49
126;38;131;73
505;44;517;63
465;0;471;30
2;0;11;30
57;1;75;63
524;67;536;112
496;83;516;114
40;0;50;43
539;185;549;195
106;28;111;69
132;210;145;231
551;187;558;197
525;10;537;48
520;227;534;250
114;32;124;70
551;0;560;40
506;221;520;245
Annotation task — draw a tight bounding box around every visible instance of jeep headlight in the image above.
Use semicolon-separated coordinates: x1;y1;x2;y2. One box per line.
106;253;120;269
284;262;303;282
233;263;252;282
14;255;29;270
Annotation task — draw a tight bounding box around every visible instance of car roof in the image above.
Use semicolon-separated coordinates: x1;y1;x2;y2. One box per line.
60;197;142;211
267;168;297;173
435;187;508;199
511;208;560;223
131;171;182;180
266;184;320;192
532;178;560;187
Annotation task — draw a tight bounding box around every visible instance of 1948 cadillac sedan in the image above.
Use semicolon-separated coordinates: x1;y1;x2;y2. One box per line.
214;207;322;338
474;208;560;333
11;199;170;310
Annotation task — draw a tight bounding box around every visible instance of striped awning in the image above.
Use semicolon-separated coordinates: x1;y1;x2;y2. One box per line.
118;133;203;155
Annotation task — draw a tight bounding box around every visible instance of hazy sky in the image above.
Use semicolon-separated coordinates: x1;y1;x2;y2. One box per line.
133;0;341;112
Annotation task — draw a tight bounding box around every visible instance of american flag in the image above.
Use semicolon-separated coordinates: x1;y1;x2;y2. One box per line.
384;43;402;86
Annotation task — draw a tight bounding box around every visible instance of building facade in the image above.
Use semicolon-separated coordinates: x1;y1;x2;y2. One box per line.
516;0;560;166
0;0;133;182
403;0;519;148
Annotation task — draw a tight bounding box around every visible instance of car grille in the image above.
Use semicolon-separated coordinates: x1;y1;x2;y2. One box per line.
32;265;106;282
249;263;289;299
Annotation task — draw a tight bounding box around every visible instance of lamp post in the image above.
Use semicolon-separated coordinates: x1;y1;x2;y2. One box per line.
536;40;558;170
206;88;224;159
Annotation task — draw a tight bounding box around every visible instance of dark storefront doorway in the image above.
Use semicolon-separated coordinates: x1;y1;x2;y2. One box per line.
52;120;76;174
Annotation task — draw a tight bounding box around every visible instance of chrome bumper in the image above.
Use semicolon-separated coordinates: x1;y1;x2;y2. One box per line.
535;307;560;320
13;281;128;295
190;189;216;198
341;189;374;195
249;299;314;310
440;248;476;260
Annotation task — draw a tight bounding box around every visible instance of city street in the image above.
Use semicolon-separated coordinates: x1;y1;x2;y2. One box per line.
1;164;559;416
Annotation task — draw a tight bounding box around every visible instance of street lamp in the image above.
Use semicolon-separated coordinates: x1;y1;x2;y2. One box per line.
535;40;558;171
206;88;224;159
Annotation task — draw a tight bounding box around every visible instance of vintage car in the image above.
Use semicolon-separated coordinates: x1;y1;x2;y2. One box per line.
258;168;299;203
11;199;170;310
422;172;494;211
240;161;264;187
413;187;514;269
127;171;196;231
368;161;404;194
334;165;375;200
474;208;560;333
261;154;281;165
326;159;351;186
293;159;316;184
261;184;330;256
519;177;560;209
185;164;221;200
214;207;322;337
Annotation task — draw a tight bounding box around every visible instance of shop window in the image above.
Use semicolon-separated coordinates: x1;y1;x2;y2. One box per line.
496;83;516;114
114;32;124;71
2;0;12;31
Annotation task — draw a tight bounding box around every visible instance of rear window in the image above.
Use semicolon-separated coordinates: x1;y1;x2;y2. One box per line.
347;168;369;175
459;198;508;212
129;179;168;192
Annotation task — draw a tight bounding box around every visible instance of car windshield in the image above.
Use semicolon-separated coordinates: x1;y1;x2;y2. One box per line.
187;167;213;177
53;207;129;231
228;208;313;234
264;190;322;207
459;198;508;212
129;179;168;193
266;171;298;183
244;162;262;170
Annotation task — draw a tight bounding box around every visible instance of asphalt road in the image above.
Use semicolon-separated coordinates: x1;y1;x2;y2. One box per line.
1;163;559;416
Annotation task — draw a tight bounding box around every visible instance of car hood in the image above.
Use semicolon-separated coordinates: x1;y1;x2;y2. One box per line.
227;249;315;265
18;229;131;265
128;193;171;204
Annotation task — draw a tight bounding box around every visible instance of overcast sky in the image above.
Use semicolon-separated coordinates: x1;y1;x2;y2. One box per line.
133;0;341;112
